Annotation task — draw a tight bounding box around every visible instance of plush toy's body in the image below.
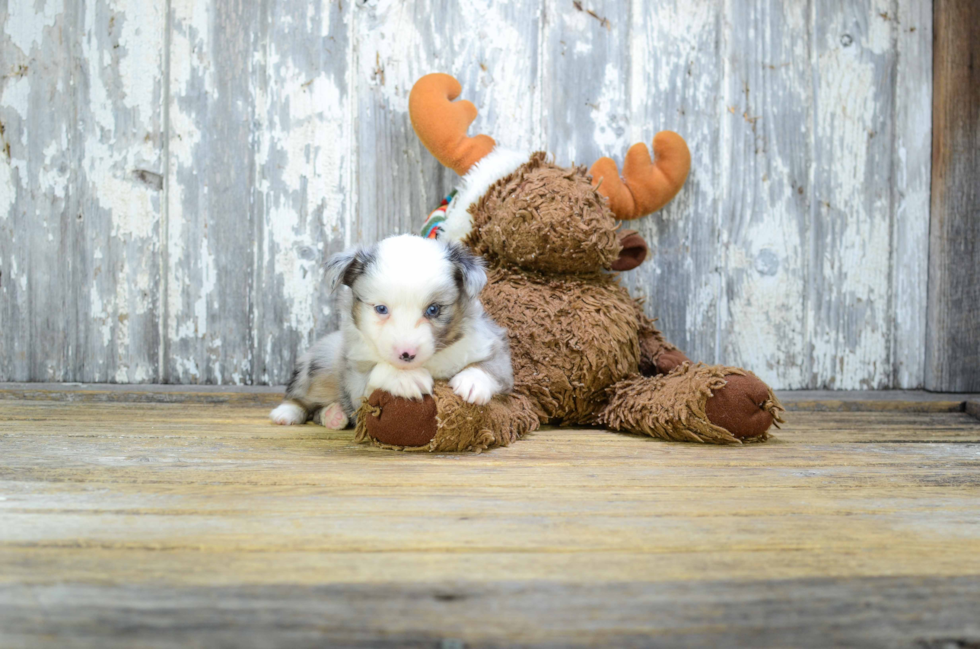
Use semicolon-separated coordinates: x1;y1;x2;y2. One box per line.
355;74;783;451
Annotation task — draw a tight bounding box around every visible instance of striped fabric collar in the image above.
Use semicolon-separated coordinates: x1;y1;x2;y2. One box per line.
420;190;457;240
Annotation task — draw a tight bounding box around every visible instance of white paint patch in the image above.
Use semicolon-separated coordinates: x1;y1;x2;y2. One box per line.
194;234;216;337
267;202;318;337
354;1;426;111
589;62;630;158
9;255;26;293
726;215;808;388
174;357;200;382
36;135;69;201
1;75;32;122
89;282;112;347
254;42;350;339
630;1;717;99
865;0;894;55
167;0;214;355
114;2;166;114
132;363;154;383
467;24;540;153
4;0;61;55
0;149;15;222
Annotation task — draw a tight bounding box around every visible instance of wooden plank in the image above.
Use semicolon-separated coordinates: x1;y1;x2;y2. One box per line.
966;400;980;421
4;383;980;414
250;0;353;385
716;0;811;388
783;399;964;412
777;389;976;412
4;404;980;443
808;1;899;389
2;401;980;469
3;545;980;590
777;389;978;404
6;495;978;555
1;398;979;644
351;1;542;246
73;0;167;383
890;0;932;388
926;0;980;392
0;1;166;384
5;398;980;430
6;476;980;521
164;0;261;383
0;1;76;381
0;405;979;580
620;0;724;364
2;577;980;648
2;397;979;427
0;384;282;405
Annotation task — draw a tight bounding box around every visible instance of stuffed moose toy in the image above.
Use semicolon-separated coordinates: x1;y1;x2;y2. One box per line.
354;73;784;451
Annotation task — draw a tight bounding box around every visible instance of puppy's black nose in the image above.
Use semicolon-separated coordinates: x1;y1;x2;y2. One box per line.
400;352;416;362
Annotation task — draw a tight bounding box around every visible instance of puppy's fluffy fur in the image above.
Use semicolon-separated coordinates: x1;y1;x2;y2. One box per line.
270;234;513;428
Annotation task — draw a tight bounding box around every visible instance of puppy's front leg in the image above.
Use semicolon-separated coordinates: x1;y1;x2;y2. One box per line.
366;362;433;401
449;365;501;405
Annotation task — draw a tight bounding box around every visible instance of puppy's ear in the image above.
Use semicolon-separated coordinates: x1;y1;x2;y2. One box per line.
325;246;373;293
446;241;487;298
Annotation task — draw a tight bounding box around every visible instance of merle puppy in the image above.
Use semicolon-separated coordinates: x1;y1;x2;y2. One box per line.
270;234;513;428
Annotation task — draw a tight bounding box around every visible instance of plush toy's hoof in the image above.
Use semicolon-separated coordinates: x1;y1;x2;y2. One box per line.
363;389;439;447
600;363;784;444
355;383;540;452
705;373;782;440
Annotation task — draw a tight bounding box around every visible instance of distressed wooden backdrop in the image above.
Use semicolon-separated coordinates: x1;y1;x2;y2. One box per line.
0;0;933;389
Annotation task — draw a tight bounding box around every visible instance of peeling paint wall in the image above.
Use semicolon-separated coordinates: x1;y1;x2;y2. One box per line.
0;0;932;389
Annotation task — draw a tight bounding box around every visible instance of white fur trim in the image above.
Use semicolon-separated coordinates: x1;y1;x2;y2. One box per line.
440;147;528;243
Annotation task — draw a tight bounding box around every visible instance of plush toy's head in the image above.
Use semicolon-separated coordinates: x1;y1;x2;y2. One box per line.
467;152;620;274
409;73;691;273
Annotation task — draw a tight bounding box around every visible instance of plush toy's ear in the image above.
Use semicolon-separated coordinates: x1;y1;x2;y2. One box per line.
325;247;374;293
409;73;496;176
589;131;691;220
445;241;487;298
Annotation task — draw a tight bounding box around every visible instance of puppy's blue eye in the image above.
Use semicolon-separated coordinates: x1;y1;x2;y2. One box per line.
374;304;388;315
425;304;441;318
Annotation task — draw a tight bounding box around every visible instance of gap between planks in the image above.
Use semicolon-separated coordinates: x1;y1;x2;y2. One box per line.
0;384;979;418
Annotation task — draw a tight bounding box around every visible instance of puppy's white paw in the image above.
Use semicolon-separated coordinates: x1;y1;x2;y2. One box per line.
368;364;433;401
270;402;307;425
449;367;499;405
314;403;349;430
382;369;434;400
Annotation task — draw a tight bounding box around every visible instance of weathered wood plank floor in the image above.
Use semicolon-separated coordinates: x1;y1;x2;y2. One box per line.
1;388;979;648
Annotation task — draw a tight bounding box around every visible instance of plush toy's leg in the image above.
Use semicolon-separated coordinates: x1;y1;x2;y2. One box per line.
598;363;784;444
634;304;692;376
631;302;784;442
354;383;540;452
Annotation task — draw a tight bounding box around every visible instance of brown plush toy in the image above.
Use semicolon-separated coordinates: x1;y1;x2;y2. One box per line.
354;73;783;452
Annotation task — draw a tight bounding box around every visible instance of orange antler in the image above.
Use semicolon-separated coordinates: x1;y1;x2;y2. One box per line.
589;132;691;220
409;73;496;176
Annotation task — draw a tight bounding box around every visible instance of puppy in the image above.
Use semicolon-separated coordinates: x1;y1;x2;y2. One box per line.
270;234;513;428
